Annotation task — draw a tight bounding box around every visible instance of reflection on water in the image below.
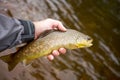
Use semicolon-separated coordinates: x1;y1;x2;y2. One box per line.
0;0;120;80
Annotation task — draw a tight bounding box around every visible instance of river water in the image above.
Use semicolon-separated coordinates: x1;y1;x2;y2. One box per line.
0;0;120;80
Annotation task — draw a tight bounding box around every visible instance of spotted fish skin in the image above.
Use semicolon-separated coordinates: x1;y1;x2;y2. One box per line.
0;29;93;71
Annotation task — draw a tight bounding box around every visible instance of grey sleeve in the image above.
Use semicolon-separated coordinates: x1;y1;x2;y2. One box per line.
0;14;35;51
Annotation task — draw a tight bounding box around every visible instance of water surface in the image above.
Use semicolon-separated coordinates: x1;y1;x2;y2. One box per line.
0;0;120;80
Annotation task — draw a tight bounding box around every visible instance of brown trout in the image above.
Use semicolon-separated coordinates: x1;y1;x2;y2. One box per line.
0;29;93;71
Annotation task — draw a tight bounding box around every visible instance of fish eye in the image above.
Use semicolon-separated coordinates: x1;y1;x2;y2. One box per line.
87;37;92;40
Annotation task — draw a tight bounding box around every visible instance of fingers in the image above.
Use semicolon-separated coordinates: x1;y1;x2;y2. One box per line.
52;50;60;56
59;48;66;54
52;20;67;31
57;22;67;31
47;54;54;61
33;18;67;39
47;48;66;61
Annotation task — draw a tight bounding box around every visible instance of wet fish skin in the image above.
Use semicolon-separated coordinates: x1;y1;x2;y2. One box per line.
0;29;93;71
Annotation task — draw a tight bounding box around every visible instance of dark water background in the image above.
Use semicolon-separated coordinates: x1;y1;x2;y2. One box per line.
0;0;120;80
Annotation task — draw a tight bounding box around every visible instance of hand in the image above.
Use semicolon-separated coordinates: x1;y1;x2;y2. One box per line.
47;48;66;60
33;18;67;39
33;19;67;60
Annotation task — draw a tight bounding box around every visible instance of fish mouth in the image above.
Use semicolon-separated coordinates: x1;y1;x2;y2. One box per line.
87;39;93;47
76;39;93;48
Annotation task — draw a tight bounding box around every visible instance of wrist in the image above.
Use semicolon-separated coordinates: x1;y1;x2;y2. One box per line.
19;19;35;42
33;21;44;40
33;22;39;40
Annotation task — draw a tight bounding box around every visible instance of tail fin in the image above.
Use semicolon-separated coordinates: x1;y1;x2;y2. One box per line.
0;54;18;71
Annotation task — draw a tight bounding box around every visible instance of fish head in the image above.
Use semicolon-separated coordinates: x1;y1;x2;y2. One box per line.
75;34;93;48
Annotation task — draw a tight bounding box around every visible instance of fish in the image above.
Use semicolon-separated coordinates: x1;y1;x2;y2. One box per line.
0;29;93;71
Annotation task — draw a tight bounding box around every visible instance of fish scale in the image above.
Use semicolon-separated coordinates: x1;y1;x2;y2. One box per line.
0;29;93;71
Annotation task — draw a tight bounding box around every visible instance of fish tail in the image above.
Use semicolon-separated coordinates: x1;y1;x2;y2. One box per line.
0;54;18;71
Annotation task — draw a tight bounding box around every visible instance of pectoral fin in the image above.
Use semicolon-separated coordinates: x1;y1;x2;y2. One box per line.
22;59;33;66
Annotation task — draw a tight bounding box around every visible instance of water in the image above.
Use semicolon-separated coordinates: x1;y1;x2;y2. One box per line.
0;0;120;80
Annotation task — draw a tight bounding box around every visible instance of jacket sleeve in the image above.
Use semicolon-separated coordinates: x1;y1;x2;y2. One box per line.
0;14;35;51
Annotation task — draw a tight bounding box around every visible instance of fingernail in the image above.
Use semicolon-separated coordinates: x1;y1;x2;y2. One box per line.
53;27;58;30
59;48;66;54
48;55;54;60
52;50;59;56
64;27;67;31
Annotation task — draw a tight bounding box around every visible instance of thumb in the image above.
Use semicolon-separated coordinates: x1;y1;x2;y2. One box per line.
57;22;67;31
53;21;67;31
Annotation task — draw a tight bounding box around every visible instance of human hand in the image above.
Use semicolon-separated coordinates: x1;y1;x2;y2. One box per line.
33;19;67;60
33;18;67;39
47;48;66;60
